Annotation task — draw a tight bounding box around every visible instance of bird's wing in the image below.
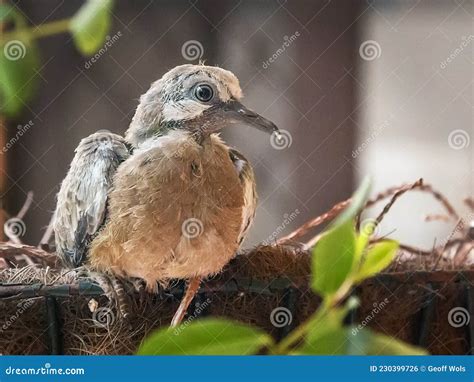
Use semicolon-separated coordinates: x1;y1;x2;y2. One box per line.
53;131;130;267
228;148;257;246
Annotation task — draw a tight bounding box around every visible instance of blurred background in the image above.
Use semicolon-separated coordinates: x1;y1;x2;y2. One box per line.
0;0;472;250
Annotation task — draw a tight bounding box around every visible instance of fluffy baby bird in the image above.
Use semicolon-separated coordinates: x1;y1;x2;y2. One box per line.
53;64;279;325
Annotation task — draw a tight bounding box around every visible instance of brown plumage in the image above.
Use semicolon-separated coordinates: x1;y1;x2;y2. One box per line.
89;132;254;289
53;64;278;323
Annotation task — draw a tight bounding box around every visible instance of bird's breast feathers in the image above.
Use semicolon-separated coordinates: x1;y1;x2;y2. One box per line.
89;131;256;286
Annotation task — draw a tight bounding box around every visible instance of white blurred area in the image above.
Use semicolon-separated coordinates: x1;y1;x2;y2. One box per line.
357;1;473;248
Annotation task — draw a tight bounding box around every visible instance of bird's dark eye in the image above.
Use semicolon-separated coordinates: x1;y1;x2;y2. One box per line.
194;84;214;102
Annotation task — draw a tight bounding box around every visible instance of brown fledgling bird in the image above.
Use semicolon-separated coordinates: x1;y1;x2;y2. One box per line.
53;64;279;325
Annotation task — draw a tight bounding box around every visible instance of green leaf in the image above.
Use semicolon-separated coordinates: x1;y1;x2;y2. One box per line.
0;4;27;27
367;332;427;355
0;36;40;117
311;219;356;296
354;240;399;283
355;219;376;260
296;327;371;355
70;0;114;56
332;177;371;227
311;178;372;296
137;319;273;355
305;297;359;343
297;327;426;355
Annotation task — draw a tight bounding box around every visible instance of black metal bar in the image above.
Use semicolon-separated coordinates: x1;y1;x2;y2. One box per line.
415;283;437;347
44;296;62;355
0;278;297;300
465;282;474;355
277;287;298;340
2;270;472;301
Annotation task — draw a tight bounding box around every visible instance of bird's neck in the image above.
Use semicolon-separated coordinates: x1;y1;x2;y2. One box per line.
135;130;224;156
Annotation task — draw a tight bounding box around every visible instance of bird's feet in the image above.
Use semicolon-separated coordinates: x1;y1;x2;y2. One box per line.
73;268;147;322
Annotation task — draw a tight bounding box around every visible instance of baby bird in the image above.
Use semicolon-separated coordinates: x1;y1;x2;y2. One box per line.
53;64;279;325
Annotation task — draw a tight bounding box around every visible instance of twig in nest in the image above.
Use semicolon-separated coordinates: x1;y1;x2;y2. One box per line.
0;242;57;269
373;178;424;227
431;217;464;270
365;181;459;221
280;179;423;247
276;199;350;244
464;197;474;212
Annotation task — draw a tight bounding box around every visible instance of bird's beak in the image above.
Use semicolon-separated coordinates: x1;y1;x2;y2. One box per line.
222;99;279;135
198;99;280;137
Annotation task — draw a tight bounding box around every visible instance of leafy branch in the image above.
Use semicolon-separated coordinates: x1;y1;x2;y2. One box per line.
0;0;114;117
137;178;427;356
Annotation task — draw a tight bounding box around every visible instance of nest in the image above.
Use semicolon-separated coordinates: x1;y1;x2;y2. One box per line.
0;179;473;355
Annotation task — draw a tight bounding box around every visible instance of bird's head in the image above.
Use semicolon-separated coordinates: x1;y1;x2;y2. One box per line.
126;64;279;147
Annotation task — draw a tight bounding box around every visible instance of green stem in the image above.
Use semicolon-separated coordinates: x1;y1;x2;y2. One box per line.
0;18;70;42
274;298;333;354
274;278;356;354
